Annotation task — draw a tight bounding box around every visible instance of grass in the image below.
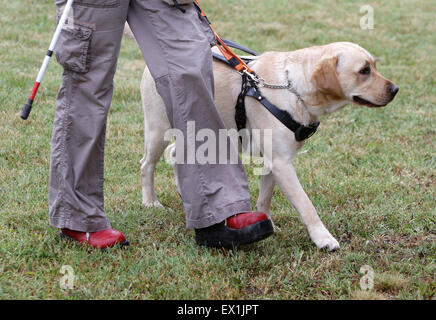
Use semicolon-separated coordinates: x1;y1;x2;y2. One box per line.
0;0;435;300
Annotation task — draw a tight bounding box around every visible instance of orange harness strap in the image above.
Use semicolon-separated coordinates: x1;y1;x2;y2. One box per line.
194;0;255;75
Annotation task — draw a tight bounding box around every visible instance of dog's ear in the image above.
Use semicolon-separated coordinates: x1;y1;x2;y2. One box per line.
310;55;344;99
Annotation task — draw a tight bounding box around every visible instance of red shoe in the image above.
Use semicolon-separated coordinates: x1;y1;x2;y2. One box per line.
60;228;129;249
195;212;274;248
226;212;270;229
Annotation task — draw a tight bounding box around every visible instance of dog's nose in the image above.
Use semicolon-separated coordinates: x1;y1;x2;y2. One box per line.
388;84;399;97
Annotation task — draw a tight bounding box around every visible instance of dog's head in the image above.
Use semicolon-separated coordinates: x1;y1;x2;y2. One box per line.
310;42;399;108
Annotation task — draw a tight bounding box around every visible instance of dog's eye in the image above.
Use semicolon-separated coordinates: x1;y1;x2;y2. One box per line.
359;66;371;75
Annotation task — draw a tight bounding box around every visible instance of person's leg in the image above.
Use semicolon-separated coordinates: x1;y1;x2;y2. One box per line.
128;1;273;246
49;0;129;247
128;1;252;229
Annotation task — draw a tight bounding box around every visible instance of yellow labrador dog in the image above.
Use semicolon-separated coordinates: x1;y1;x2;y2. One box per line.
139;42;399;251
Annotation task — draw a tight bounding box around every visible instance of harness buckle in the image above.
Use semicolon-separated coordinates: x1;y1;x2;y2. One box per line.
239;68;259;84
257;78;266;88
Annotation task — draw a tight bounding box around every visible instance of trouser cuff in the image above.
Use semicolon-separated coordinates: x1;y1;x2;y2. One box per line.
186;200;252;229
50;215;111;233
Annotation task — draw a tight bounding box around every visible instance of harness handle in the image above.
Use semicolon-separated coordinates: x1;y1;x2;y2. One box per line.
194;1;255;75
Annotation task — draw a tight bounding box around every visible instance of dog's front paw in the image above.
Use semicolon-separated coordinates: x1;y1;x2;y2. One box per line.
309;225;340;251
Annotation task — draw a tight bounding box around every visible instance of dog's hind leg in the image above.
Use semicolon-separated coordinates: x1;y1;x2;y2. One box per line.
140;67;171;208
164;143;182;197
140;131;169;208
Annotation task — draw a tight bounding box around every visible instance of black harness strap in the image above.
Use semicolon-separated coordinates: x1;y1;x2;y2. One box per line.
245;86;320;142
172;0;186;13
235;73;249;132
211;43;320;141
221;38;260;56
230;65;319;142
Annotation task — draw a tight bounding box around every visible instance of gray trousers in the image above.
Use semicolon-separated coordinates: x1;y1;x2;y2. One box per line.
49;0;252;232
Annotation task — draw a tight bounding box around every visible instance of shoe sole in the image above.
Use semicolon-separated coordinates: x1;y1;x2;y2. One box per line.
196;219;274;248
59;232;130;249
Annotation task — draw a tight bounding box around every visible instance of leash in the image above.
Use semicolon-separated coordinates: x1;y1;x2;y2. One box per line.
194;0;319;141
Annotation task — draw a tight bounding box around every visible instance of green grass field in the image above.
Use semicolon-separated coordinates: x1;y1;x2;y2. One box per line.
0;0;434;299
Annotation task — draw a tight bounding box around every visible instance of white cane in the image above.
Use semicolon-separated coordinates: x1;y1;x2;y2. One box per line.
21;0;74;120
